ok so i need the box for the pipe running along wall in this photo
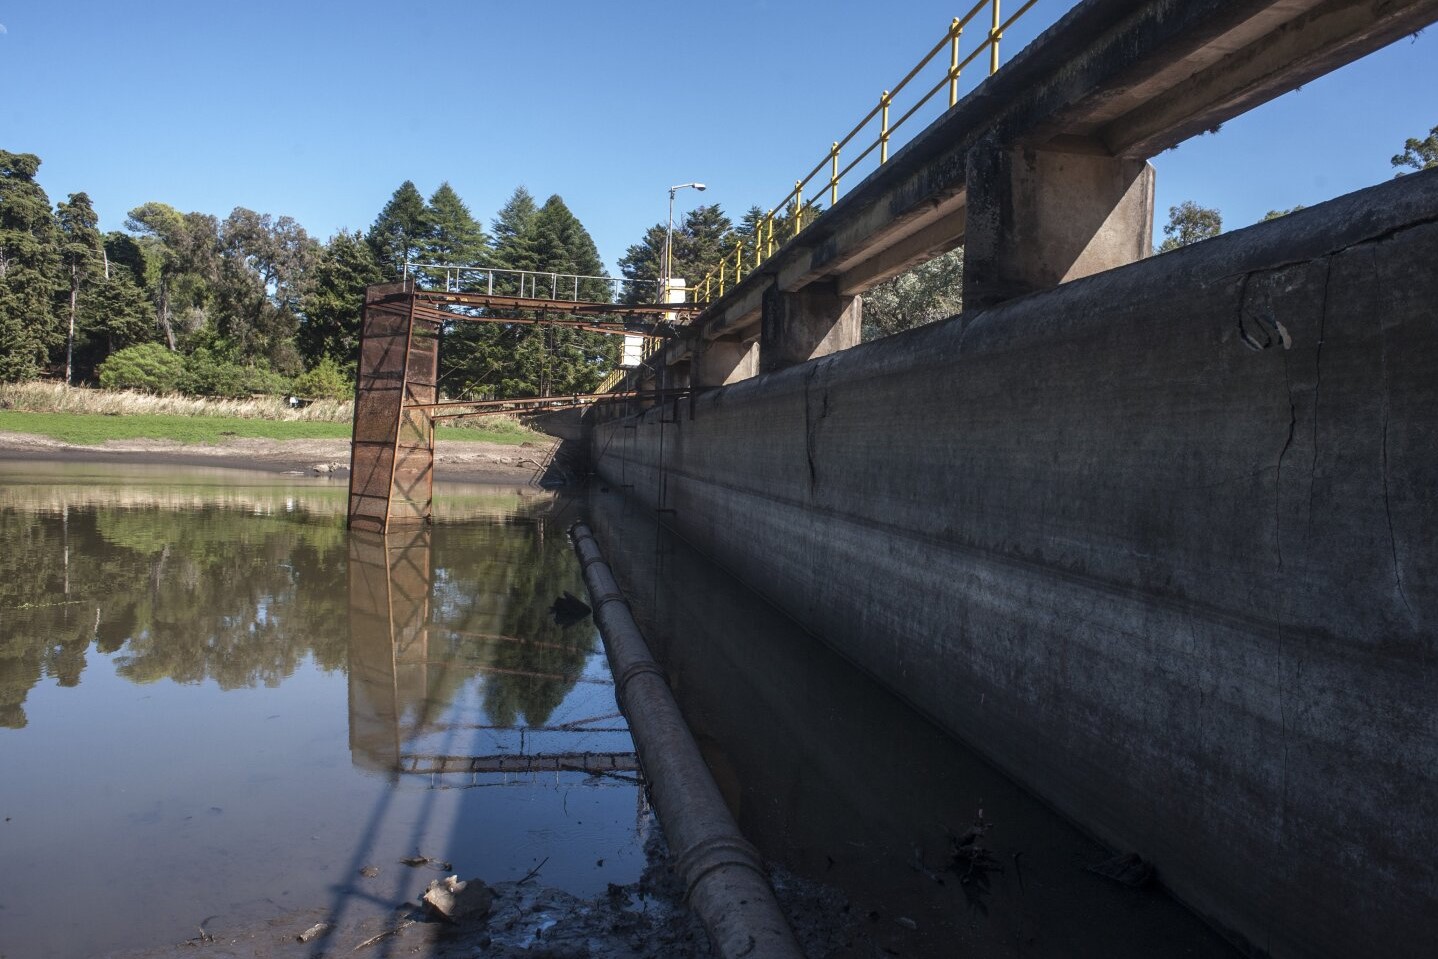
[568,523,805,959]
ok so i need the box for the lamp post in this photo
[662,181,706,298]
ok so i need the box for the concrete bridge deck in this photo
[616,0,1438,391]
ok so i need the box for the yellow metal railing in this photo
[596,366,625,393]
[689,0,1038,304]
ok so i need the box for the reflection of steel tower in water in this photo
[346,528,640,781]
[347,528,434,775]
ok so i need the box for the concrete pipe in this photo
[569,522,805,959]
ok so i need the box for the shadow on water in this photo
[585,486,1239,959]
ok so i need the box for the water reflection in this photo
[0,464,644,959]
[346,526,637,781]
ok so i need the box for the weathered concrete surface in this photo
[758,282,862,374]
[590,170,1438,959]
[965,143,1155,307]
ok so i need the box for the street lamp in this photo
[662,182,706,298]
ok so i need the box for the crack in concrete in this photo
[802,364,829,493]
[1307,257,1331,529]
[1370,244,1414,619]
[1275,353,1297,571]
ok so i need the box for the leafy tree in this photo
[367,181,430,280]
[55,192,104,383]
[125,202,219,349]
[1157,201,1222,252]
[861,248,964,341]
[1392,123,1438,174]
[298,229,382,366]
[216,207,316,373]
[1261,206,1306,222]
[425,182,489,266]
[97,342,185,392]
[0,151,61,382]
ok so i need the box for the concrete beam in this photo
[836,205,967,297]
[693,337,759,389]
[758,282,862,375]
[617,0,1438,391]
[1098,0,1438,157]
[965,143,1154,308]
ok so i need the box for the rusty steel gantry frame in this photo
[346,280,699,532]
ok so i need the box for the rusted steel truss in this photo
[348,281,683,530]
[408,388,691,420]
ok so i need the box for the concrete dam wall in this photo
[589,171,1437,958]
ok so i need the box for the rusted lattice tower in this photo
[346,272,697,531]
[347,281,440,531]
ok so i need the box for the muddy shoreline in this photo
[0,431,559,485]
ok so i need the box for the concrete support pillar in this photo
[693,337,759,389]
[666,359,692,391]
[759,281,861,374]
[964,140,1155,309]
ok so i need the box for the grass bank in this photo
[0,383,542,447]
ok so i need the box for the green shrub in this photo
[179,348,289,398]
[292,356,352,401]
[97,343,185,394]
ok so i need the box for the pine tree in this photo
[425,183,489,268]
[366,181,431,280]
[56,192,104,383]
[74,259,154,381]
[618,204,737,304]
[0,151,61,382]
[490,186,540,281]
[298,230,384,366]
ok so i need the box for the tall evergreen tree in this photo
[366,181,430,280]
[298,229,383,366]
[490,186,540,280]
[56,192,103,383]
[618,203,737,304]
[425,183,489,267]
[0,151,61,381]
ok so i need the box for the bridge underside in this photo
[591,171,1438,959]
[612,0,1438,398]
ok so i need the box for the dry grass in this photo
[0,382,353,422]
[0,381,539,442]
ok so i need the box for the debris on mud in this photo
[422,875,495,924]
[400,852,454,870]
[1088,852,1154,888]
[294,921,330,943]
[101,832,854,959]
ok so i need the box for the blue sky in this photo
[2,1,1434,272]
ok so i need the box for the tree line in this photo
[0,151,620,399]
[3,125,1431,396]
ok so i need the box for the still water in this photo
[1,461,1238,958]
[0,463,644,958]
